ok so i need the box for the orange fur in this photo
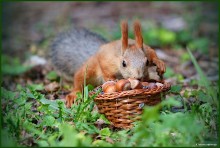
[133,20,143,49]
[65,20,166,108]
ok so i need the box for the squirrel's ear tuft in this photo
[121,20,128,54]
[133,20,143,49]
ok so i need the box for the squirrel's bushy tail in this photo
[50,28,107,81]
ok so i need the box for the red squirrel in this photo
[50,20,165,108]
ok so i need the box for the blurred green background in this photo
[2,2,218,81]
[1,2,219,147]
[2,2,218,55]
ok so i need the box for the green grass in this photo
[1,55,31,76]
[1,86,212,146]
[1,50,218,146]
[1,19,218,147]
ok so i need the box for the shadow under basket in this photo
[94,82,171,129]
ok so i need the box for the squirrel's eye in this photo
[122,60,127,67]
[146,60,149,66]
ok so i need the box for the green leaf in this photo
[164,67,175,78]
[1,87,17,100]
[161,97,182,107]
[39,98,71,114]
[92,140,112,147]
[100,128,111,137]
[183,90,190,98]
[23,120,44,137]
[197,90,209,102]
[2,64,30,76]
[100,114,111,124]
[58,124,79,146]
[87,84,94,91]
[176,74,184,82]
[141,105,160,123]
[143,29,160,46]
[177,30,192,43]
[159,29,176,45]
[26,92,35,99]
[37,140,49,147]
[42,115,56,127]
[1,129,18,147]
[58,124,92,146]
[75,122,99,134]
[180,52,190,62]
[169,85,182,93]
[14,97,26,106]
[1,55,31,76]
[187,38,209,54]
[46,71,59,81]
[28,83,44,91]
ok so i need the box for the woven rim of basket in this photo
[94,82,171,101]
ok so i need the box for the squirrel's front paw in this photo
[153,59,166,77]
[66,92,76,108]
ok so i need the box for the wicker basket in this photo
[94,81,171,129]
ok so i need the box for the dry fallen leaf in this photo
[95,119,106,129]
[44,82,60,92]
[106,137,114,144]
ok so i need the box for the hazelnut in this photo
[103,84,117,93]
[141,82,149,86]
[156,82,163,87]
[128,78,143,89]
[141,82,149,89]
[102,81,116,91]
[148,83,157,89]
[115,79,131,91]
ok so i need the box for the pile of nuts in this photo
[102,78,163,93]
